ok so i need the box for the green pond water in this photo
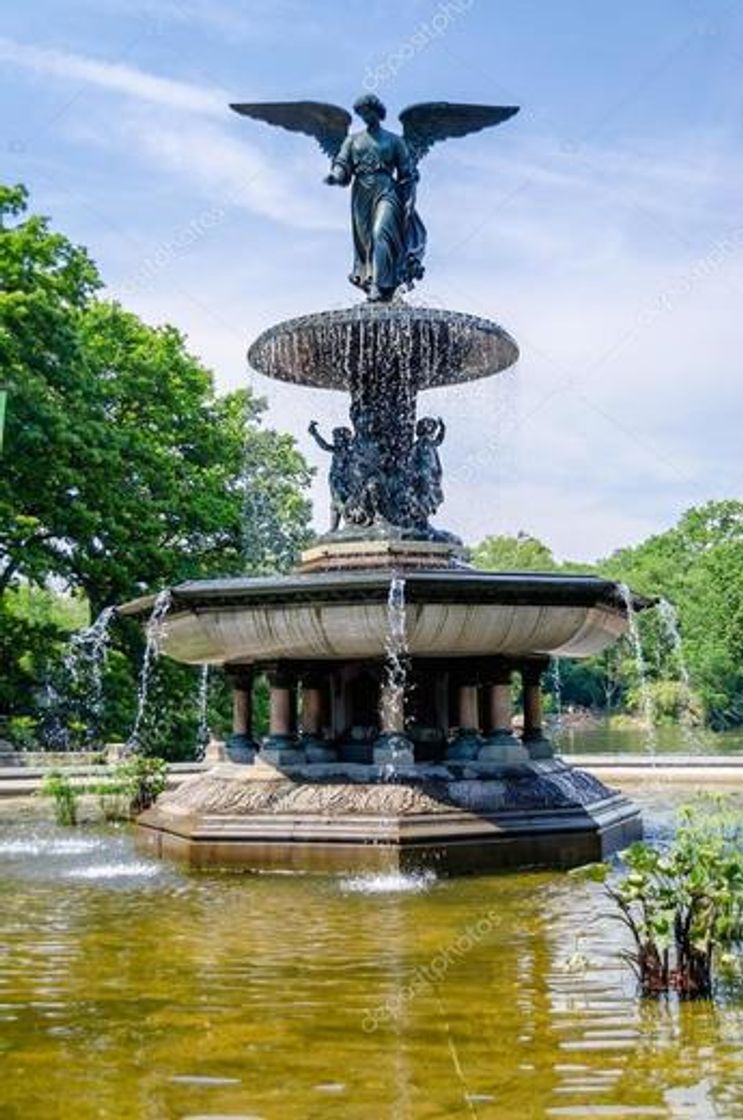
[2,786,743,1119]
[557,724,743,757]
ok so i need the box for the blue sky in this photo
[3,0,743,560]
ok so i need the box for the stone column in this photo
[262,667,305,764]
[224,667,258,766]
[373,675,415,767]
[300,673,337,763]
[446,679,483,761]
[521,661,553,760]
[480,665,528,763]
[226,668,257,762]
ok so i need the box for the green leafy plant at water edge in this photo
[92,754,169,818]
[40,770,80,826]
[574,797,743,999]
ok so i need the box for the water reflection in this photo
[0,799,742,1118]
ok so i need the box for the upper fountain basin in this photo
[118,570,648,667]
[247,304,519,391]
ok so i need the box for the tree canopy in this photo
[0,184,312,613]
[0,184,312,752]
[472,531,561,572]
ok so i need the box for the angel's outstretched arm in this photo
[325,135,353,187]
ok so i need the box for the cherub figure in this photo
[408,416,446,523]
[308,421,353,532]
[345,409,384,526]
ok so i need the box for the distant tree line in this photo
[473,507,743,730]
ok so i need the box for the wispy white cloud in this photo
[2,35,342,230]
[0,35,227,116]
[67,108,342,231]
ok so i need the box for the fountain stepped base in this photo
[137,758,642,874]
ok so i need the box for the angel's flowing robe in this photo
[332,127,426,296]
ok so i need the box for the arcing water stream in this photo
[195,664,210,760]
[127,589,172,752]
[617,583,658,758]
[40,605,116,749]
[656,597,701,752]
[380,574,410,771]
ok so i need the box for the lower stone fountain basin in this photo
[119,570,636,665]
[137,757,642,873]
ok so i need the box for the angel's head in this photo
[353,93,386,126]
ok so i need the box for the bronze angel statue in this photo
[230,94,518,302]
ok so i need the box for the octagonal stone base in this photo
[136,758,642,875]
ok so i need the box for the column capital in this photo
[486,662,514,687]
[520,658,549,687]
[264,664,297,690]
[225,663,254,688]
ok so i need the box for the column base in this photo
[522,733,554,760]
[478,732,529,764]
[226,733,259,764]
[300,733,338,763]
[446,730,483,761]
[204,736,228,763]
[373,732,415,766]
[260,734,306,766]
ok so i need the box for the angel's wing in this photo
[229,101,352,159]
[399,102,519,164]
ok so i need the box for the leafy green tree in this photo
[0,183,100,593]
[471,531,559,572]
[1,185,312,609]
[0,184,313,754]
[600,501,743,726]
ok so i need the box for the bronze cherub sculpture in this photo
[230,95,518,302]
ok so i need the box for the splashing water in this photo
[38,606,116,750]
[37,677,70,750]
[656,599,700,752]
[617,583,657,759]
[380,575,410,773]
[67,606,116,740]
[65,861,161,882]
[339,869,436,895]
[195,664,210,760]
[549,656,563,731]
[383,577,407,725]
[127,589,172,752]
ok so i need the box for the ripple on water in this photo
[169,1076,242,1086]
[338,870,436,894]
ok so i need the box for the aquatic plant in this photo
[576,798,743,998]
[105,754,168,816]
[40,771,80,826]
